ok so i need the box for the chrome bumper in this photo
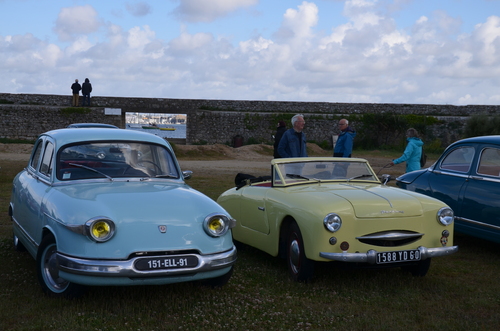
[319,245,458,264]
[57,245,237,277]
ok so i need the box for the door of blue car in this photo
[458,146,500,243]
[427,145,476,215]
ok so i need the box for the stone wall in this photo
[1,93,498,146]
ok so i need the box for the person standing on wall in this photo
[278,114,308,158]
[71,79,81,107]
[81,78,92,107]
[390,128,424,173]
[273,120,287,158]
[333,119,356,157]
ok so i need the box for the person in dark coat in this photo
[278,114,307,158]
[71,79,81,107]
[81,78,92,106]
[273,120,287,158]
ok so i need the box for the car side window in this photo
[477,148,500,177]
[440,146,475,173]
[40,142,54,177]
[30,140,43,170]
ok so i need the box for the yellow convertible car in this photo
[217,157,458,282]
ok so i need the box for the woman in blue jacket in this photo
[391,128,423,173]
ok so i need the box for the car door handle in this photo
[470,176,485,180]
[258,206,265,211]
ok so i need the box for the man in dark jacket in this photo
[71,79,81,107]
[273,120,287,158]
[81,78,92,106]
[278,114,307,158]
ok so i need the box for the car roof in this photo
[41,127,169,149]
[453,135,500,145]
[67,123,119,128]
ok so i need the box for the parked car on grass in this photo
[217,157,457,282]
[9,126,236,298]
[396,135,500,244]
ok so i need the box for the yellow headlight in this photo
[92,221,111,238]
[204,213,230,237]
[85,217,115,242]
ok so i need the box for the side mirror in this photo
[183,170,193,180]
[381,174,391,185]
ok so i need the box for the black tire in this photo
[200,266,233,288]
[402,258,431,277]
[286,222,314,282]
[13,234,26,252]
[36,235,86,299]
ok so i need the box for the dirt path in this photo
[0,143,407,177]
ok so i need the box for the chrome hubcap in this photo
[289,238,300,274]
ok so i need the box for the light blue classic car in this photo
[9,126,236,298]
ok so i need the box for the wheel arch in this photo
[278,215,295,258]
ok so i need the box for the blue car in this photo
[9,127,236,298]
[396,135,500,243]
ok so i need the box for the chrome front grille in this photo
[356,231,423,247]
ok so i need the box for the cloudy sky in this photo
[1,0,499,105]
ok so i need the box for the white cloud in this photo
[1,0,499,105]
[173,0,258,22]
[126,1,152,17]
[53,5,102,42]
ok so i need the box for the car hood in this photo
[289,183,423,218]
[43,181,231,256]
[48,181,224,223]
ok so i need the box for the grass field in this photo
[1,151,499,331]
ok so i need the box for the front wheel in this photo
[286,222,314,282]
[36,235,86,299]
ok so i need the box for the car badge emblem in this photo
[158,225,167,233]
[380,210,404,214]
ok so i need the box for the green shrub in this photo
[464,114,500,137]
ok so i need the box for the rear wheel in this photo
[286,222,314,282]
[36,235,86,299]
[402,258,431,277]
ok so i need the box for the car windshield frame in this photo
[273,158,379,187]
[56,140,180,181]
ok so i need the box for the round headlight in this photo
[203,213,230,237]
[437,207,454,226]
[85,217,115,242]
[324,213,342,233]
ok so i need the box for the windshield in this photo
[274,160,377,185]
[57,141,179,180]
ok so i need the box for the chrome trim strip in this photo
[356,231,424,241]
[470,176,500,183]
[456,217,500,231]
[320,245,458,264]
[11,216,38,248]
[57,245,237,277]
[431,170,470,179]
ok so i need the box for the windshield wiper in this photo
[155,174,178,179]
[68,163,113,181]
[286,173,309,180]
[347,174,374,182]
